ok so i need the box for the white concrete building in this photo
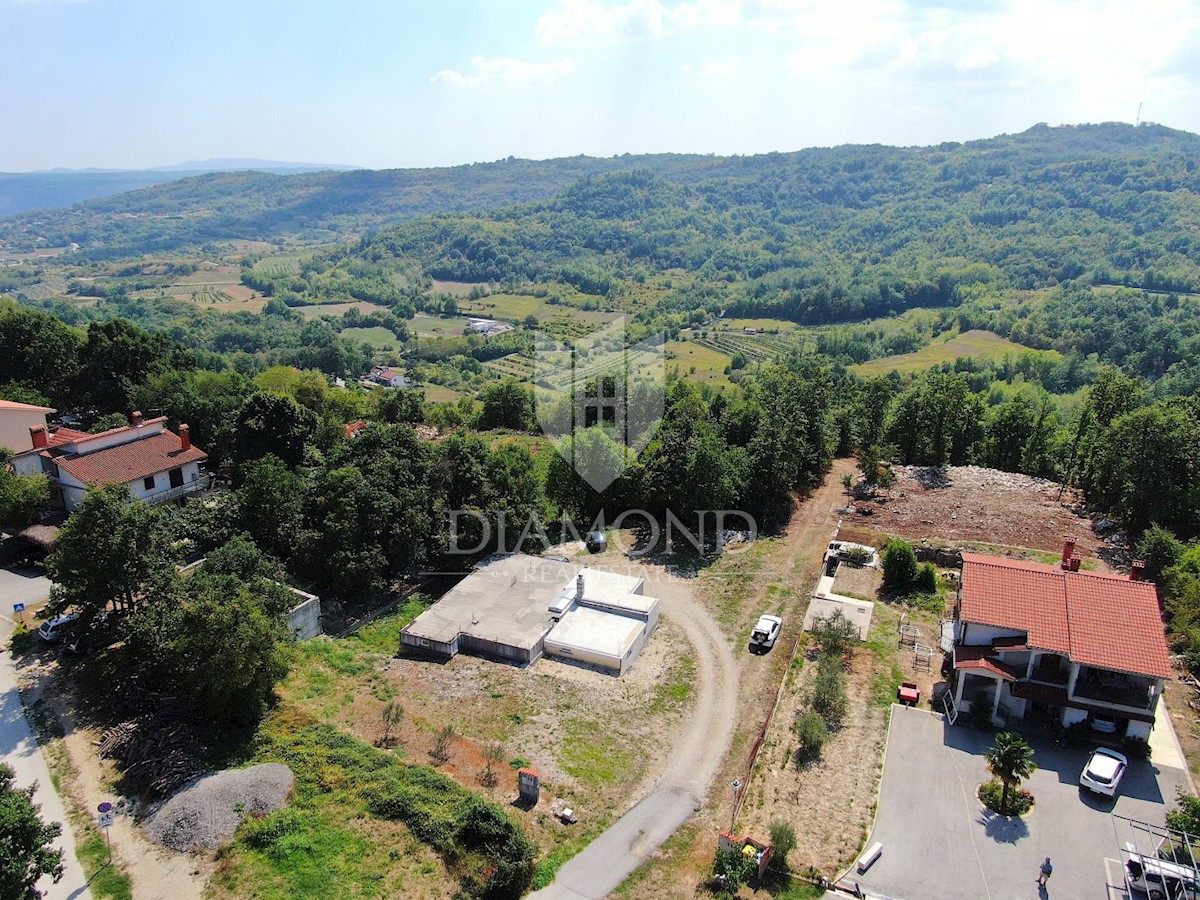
[12,412,209,511]
[401,555,659,676]
[0,399,55,453]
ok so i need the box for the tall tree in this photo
[232,391,318,469]
[0,763,63,900]
[47,487,166,621]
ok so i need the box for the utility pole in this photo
[730,779,741,833]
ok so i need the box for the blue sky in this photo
[4,0,1200,171]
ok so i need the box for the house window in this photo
[143,475,156,491]
[169,467,184,488]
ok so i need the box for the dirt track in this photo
[531,560,739,899]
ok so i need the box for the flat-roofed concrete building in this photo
[401,554,659,675]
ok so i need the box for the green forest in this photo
[3,120,1200,669]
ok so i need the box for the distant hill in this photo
[3,122,1200,266]
[150,158,355,172]
[0,160,354,217]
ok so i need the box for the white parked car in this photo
[1080,747,1128,797]
[1124,843,1200,900]
[750,615,783,650]
[37,613,79,643]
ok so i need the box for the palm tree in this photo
[985,731,1037,815]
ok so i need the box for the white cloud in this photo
[536,0,742,45]
[431,56,577,88]
[681,57,742,80]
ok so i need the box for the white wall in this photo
[960,622,1026,646]
[0,408,51,453]
[1126,719,1152,740]
[127,461,203,503]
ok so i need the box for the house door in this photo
[169,467,184,488]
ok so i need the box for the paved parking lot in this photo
[850,705,1191,900]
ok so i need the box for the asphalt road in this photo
[529,565,739,900]
[853,705,1190,900]
[0,566,92,900]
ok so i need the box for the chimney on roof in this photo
[1131,560,1147,582]
[1061,537,1076,569]
[131,410,143,427]
[576,572,585,601]
[179,424,191,451]
[29,425,48,450]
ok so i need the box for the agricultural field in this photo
[713,317,801,333]
[430,278,479,296]
[340,326,402,349]
[483,352,537,382]
[691,330,795,364]
[251,253,307,279]
[421,384,463,403]
[663,338,733,385]
[850,329,1057,377]
[458,293,546,320]
[409,313,472,335]
[296,300,389,319]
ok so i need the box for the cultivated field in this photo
[663,339,732,384]
[340,325,401,349]
[295,300,389,319]
[850,329,1058,376]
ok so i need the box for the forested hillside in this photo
[7,122,1200,279]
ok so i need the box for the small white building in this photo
[0,399,55,454]
[368,366,408,388]
[467,318,514,337]
[544,568,660,675]
[13,412,209,511]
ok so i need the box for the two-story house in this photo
[949,540,1172,741]
[0,399,56,453]
[11,412,209,511]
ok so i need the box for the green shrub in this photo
[811,655,848,726]
[768,820,796,871]
[810,610,858,659]
[978,779,1033,816]
[240,807,305,850]
[264,724,536,898]
[915,562,938,593]
[883,539,917,590]
[793,710,828,765]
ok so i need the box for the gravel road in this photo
[529,565,739,899]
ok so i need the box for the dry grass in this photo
[851,329,1059,377]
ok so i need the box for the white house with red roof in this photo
[0,399,56,453]
[950,539,1172,740]
[11,411,209,511]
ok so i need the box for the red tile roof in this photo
[46,427,89,447]
[954,644,1021,681]
[53,430,207,487]
[344,420,368,438]
[960,553,1171,679]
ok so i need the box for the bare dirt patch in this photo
[847,465,1116,559]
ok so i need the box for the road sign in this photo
[12,603,24,614]
[97,801,114,829]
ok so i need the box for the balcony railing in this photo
[1072,675,1155,710]
[1028,662,1070,685]
[144,474,212,506]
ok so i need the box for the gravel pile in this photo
[146,763,293,851]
